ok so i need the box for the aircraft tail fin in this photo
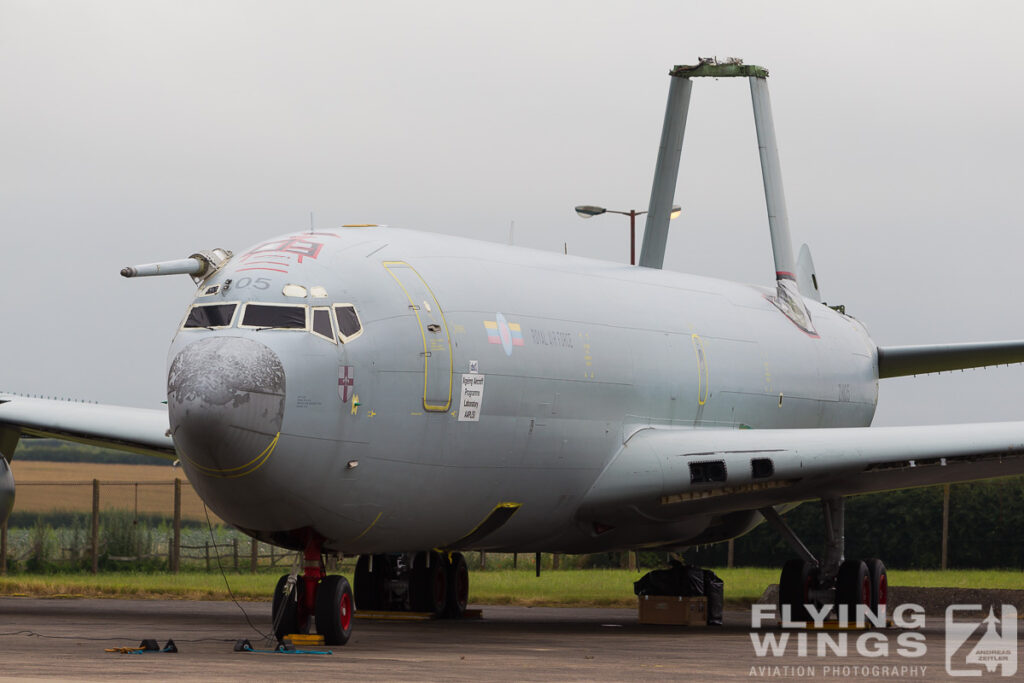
[877,341,1024,378]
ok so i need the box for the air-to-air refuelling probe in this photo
[4,61,1024,645]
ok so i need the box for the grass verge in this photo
[3,567,1022,606]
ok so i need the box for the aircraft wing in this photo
[877,340,1024,378]
[579,422,1024,523]
[0,395,175,460]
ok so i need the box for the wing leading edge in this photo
[0,395,174,460]
[579,422,1024,524]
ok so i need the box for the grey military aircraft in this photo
[3,62,1024,646]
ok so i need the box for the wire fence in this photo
[0,479,787,576]
[0,479,275,574]
[1,480,588,575]
[1,526,302,573]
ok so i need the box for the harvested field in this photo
[9,461,221,523]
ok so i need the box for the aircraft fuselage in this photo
[166,227,877,554]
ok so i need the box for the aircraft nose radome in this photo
[167,337,286,478]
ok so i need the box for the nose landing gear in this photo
[271,542,471,643]
[270,534,354,646]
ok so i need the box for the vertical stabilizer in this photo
[638,75,693,269]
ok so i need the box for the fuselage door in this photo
[383,261,453,412]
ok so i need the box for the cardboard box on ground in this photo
[633,562,724,626]
[638,595,708,626]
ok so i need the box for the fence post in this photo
[1,518,7,575]
[479,551,486,569]
[512,552,517,569]
[172,479,181,573]
[233,537,239,572]
[941,484,950,570]
[727,539,735,568]
[91,479,100,574]
[205,541,210,571]
[250,538,258,573]
[552,553,560,570]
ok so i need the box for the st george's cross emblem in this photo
[338,365,355,402]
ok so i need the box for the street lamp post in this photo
[574,204,681,266]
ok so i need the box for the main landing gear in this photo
[271,535,354,646]
[353,551,470,618]
[760,497,888,622]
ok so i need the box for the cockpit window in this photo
[334,304,363,342]
[183,303,237,329]
[311,307,336,343]
[240,303,308,330]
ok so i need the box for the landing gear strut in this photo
[271,534,353,646]
[761,497,887,621]
[353,551,470,618]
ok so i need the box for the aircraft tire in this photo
[778,559,817,622]
[865,558,887,613]
[271,574,304,640]
[411,551,448,615]
[315,575,354,646]
[835,559,870,613]
[409,552,428,612]
[354,555,378,611]
[445,552,469,618]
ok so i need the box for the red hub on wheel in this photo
[339,588,353,632]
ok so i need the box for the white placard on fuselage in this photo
[458,373,485,422]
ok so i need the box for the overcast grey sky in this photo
[3,0,1023,426]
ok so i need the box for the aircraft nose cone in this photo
[167,337,286,478]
